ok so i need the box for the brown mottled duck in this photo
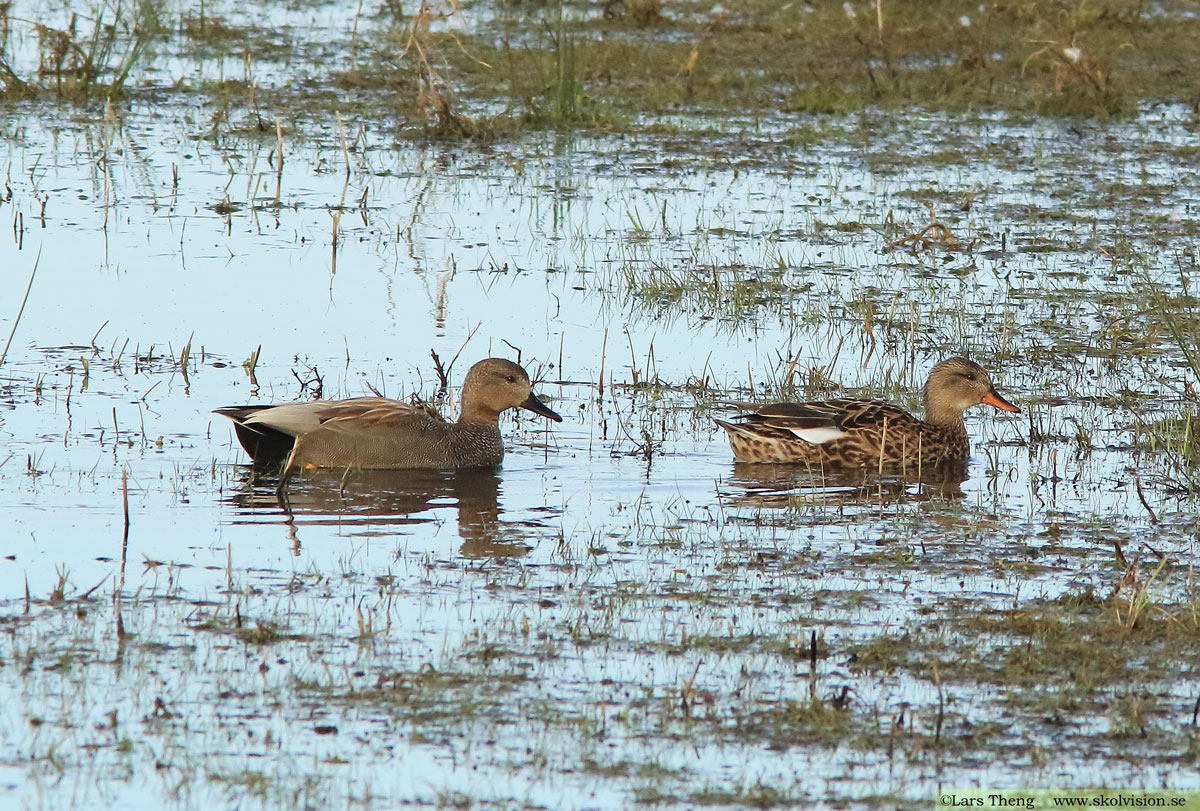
[715,357,1019,467]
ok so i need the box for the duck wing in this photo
[237,397,444,438]
[822,399,923,432]
[730,398,922,445]
[728,400,846,445]
[313,397,445,432]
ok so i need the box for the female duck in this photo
[715,357,1019,467]
[216,357,562,472]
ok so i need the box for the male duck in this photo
[715,357,1019,467]
[216,357,562,472]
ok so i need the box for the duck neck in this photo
[923,393,967,436]
[458,399,501,426]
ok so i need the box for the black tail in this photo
[215,406,296,468]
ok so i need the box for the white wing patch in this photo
[782,426,847,445]
[245,403,325,436]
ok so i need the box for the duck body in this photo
[716,398,971,466]
[216,358,562,471]
[715,357,1019,468]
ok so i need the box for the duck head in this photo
[923,357,1020,425]
[460,358,563,424]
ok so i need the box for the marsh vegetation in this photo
[1,1,1200,808]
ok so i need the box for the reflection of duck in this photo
[721,461,968,509]
[716,358,1019,468]
[226,468,537,558]
[215,358,562,472]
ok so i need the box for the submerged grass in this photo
[1,0,164,99]
[12,404,1186,801]
[1121,262,1200,487]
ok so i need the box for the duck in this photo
[715,357,1019,467]
[215,357,562,473]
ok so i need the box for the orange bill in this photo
[981,388,1020,413]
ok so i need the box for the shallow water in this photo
[2,33,1200,808]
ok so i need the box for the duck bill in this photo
[521,392,563,422]
[981,388,1021,414]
